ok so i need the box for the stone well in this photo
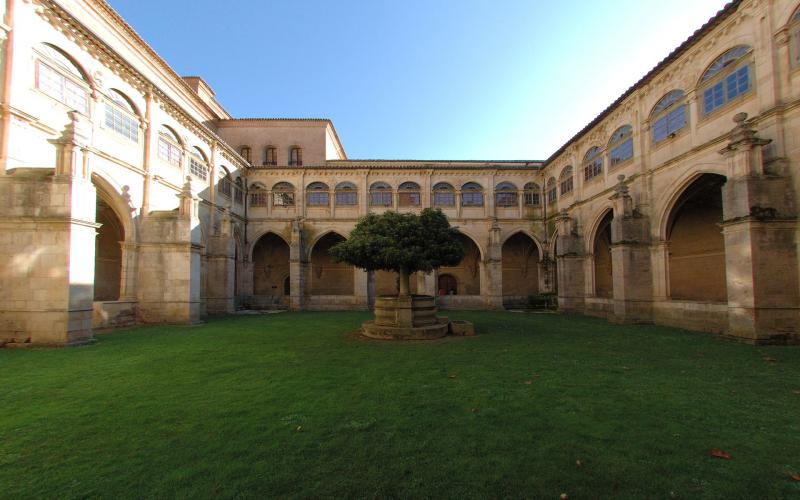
[361,295,450,340]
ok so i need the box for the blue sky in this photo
[108,0,730,160]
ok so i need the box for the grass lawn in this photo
[2,311,799,499]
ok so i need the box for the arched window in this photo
[495,182,518,207]
[651,90,687,144]
[157,126,182,167]
[306,182,329,206]
[189,147,209,180]
[608,125,633,166]
[234,177,244,205]
[432,182,455,207]
[240,146,252,164]
[289,147,303,166]
[461,182,484,207]
[218,168,232,197]
[701,45,752,116]
[104,89,139,142]
[369,182,392,207]
[583,147,603,182]
[249,183,267,207]
[398,182,421,207]
[559,166,574,195]
[35,43,89,114]
[272,182,295,206]
[264,146,277,166]
[546,177,557,204]
[523,182,540,206]
[335,182,358,206]
[791,7,800,69]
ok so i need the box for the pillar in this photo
[485,218,503,308]
[289,217,306,310]
[555,210,586,312]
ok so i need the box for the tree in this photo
[329,208,465,297]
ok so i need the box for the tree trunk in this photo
[398,268,410,297]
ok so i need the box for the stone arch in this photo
[437,232,482,296]
[309,232,353,295]
[251,232,291,307]
[248,230,289,261]
[656,168,728,241]
[91,174,137,303]
[591,209,614,298]
[501,230,544,261]
[663,173,728,302]
[502,232,541,302]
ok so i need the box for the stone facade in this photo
[0,0,798,346]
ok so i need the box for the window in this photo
[651,90,687,144]
[495,182,518,207]
[289,147,303,166]
[583,147,603,182]
[306,182,329,206]
[335,182,358,206]
[523,182,540,207]
[432,182,455,207]
[461,182,484,207]
[35,44,89,114]
[249,185,267,207]
[369,182,392,206]
[546,177,557,204]
[104,90,139,142]
[234,178,244,205]
[240,146,252,164]
[701,45,752,116]
[608,125,633,166]
[158,126,182,167]
[264,146,277,166]
[791,8,800,69]
[189,148,208,180]
[559,166,574,195]
[272,182,295,206]
[218,169,232,197]
[398,182,421,207]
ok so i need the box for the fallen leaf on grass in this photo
[295,426,303,432]
[793,390,800,395]
[710,448,732,459]
[470,408,480,414]
[524,380,533,385]
[575,459,583,467]
[560,494,569,500]
[789,472,800,481]
[764,357,778,363]
[448,374,457,379]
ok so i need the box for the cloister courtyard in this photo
[1,311,799,499]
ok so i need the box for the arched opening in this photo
[667,174,727,302]
[593,211,613,298]
[252,233,290,307]
[502,233,540,303]
[94,199,124,301]
[438,233,481,295]
[438,274,457,295]
[310,233,354,295]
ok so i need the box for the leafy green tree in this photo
[329,208,464,297]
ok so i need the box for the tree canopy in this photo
[329,209,464,296]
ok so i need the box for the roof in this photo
[543,0,743,166]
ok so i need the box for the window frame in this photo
[523,183,541,207]
[461,182,484,207]
[189,150,209,181]
[157,128,183,168]
[34,54,90,114]
[559,167,574,196]
[608,126,633,167]
[582,147,603,183]
[650,90,688,145]
[334,182,358,206]
[369,182,393,207]
[700,45,754,117]
[432,182,456,207]
[102,90,139,143]
[791,8,800,69]
[398,182,421,207]
[546,178,557,205]
[272,182,296,207]
[306,182,329,207]
[494,182,518,207]
[289,147,303,167]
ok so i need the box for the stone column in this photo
[136,177,203,324]
[0,112,97,345]
[205,207,235,314]
[718,113,799,343]
[555,210,586,312]
[485,218,503,309]
[608,175,653,324]
[354,269,369,309]
[289,217,306,310]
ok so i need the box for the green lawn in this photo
[1,311,799,499]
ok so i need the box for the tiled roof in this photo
[543,0,743,166]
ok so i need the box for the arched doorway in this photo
[94,199,123,301]
[310,233,354,295]
[252,233,290,307]
[667,174,727,302]
[438,233,481,296]
[593,211,613,298]
[438,274,457,295]
[502,233,540,304]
